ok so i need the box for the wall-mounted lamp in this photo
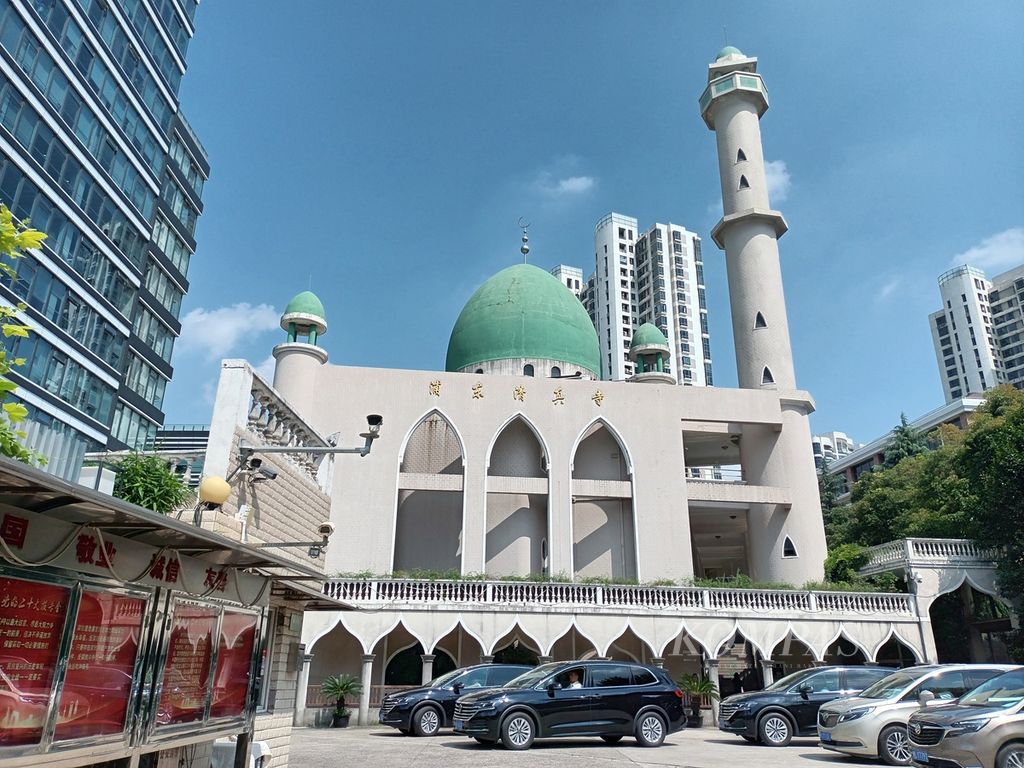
[183,474,232,526]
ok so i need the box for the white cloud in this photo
[534,171,596,198]
[876,276,902,303]
[764,160,791,202]
[950,227,1024,272]
[177,302,280,360]
[252,354,276,382]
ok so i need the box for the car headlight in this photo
[838,707,875,723]
[948,719,989,736]
[476,701,497,711]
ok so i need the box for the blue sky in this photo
[164,0,1024,443]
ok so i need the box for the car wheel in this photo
[879,725,912,765]
[742,735,758,743]
[501,713,535,750]
[635,712,667,747]
[412,706,441,737]
[601,735,623,744]
[474,737,496,747]
[757,712,793,747]
[997,743,1024,768]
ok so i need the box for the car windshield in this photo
[959,669,1024,709]
[429,669,463,688]
[860,669,932,700]
[504,663,561,689]
[764,668,816,692]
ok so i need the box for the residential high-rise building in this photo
[549,264,583,298]
[0,0,207,469]
[635,223,711,385]
[591,212,637,380]
[811,430,859,470]
[928,263,1024,401]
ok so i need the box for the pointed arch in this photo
[485,412,550,472]
[761,366,775,386]
[820,627,872,664]
[738,175,750,190]
[783,537,798,558]
[569,416,634,478]
[397,407,466,471]
[754,311,767,329]
[736,148,747,162]
[873,627,924,665]
[489,621,545,658]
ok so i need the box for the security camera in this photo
[317,521,335,538]
[248,457,263,470]
[257,466,278,481]
[367,414,383,428]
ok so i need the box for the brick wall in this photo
[249,598,303,768]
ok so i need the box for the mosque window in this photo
[783,537,798,558]
[738,175,750,190]
[755,311,767,329]
[551,366,561,377]
[761,367,774,385]
[737,149,747,162]
[524,364,534,377]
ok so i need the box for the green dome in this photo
[284,290,325,318]
[446,264,600,375]
[716,45,743,60]
[630,323,668,350]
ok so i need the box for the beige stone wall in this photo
[250,598,303,768]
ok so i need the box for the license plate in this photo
[454,719,464,730]
[912,749,928,764]
[820,731,831,742]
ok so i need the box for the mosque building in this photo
[200,47,946,726]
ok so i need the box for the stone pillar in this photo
[293,652,315,727]
[480,655,494,663]
[358,654,374,726]
[759,658,774,687]
[652,657,665,668]
[812,659,827,667]
[421,654,436,685]
[704,658,720,724]
[538,655,553,664]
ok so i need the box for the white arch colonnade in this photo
[299,609,924,725]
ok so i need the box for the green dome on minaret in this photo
[716,45,743,60]
[284,290,325,318]
[445,264,600,375]
[630,323,668,350]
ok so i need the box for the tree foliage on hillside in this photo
[827,386,1024,602]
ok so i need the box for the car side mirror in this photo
[547,682,560,698]
[918,690,936,707]
[798,684,813,698]
[452,682,463,695]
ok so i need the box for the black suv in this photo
[452,660,686,750]
[718,665,891,746]
[379,664,529,736]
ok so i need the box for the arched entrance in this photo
[929,583,1013,662]
[385,642,456,685]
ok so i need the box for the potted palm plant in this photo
[678,673,720,728]
[320,674,363,727]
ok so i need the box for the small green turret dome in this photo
[716,45,743,60]
[446,264,600,375]
[284,291,325,319]
[630,323,669,350]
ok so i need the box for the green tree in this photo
[958,385,1024,601]
[0,204,46,465]
[883,413,927,468]
[111,453,190,514]
[818,455,842,514]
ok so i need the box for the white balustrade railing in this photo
[323,578,914,616]
[862,538,998,573]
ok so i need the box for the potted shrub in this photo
[321,674,363,727]
[678,673,720,728]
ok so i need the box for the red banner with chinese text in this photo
[209,611,258,719]
[53,590,147,741]
[155,603,218,726]
[0,577,70,747]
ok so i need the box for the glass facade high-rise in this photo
[0,0,206,465]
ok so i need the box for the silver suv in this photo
[818,664,1016,765]
[908,667,1024,768]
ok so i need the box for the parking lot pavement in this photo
[288,726,878,768]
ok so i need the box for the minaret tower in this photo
[700,46,827,583]
[701,46,794,390]
[272,291,328,410]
